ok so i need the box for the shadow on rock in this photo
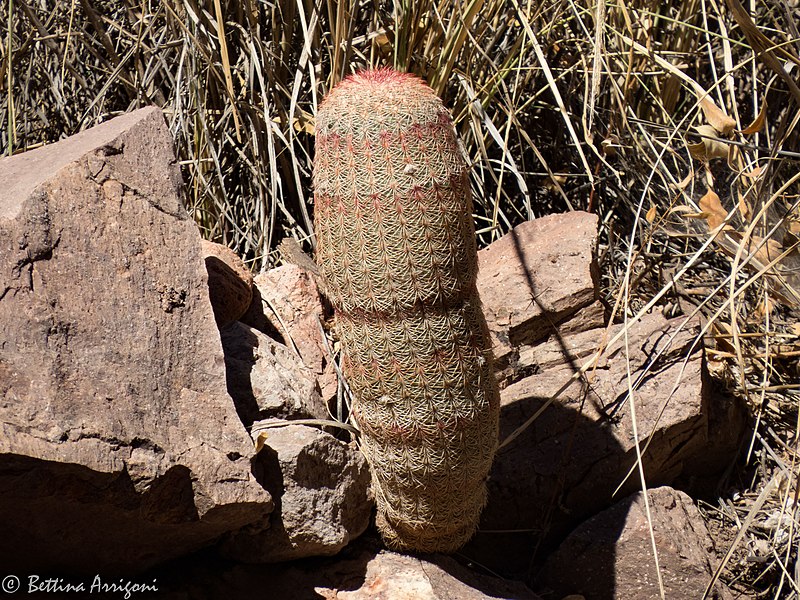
[463,385,629,596]
[460,219,746,599]
[145,540,375,600]
[142,533,545,600]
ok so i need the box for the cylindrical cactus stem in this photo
[313,68,500,553]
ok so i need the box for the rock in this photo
[468,313,745,575]
[487,313,707,530]
[551,299,607,336]
[201,239,254,327]
[477,212,599,367]
[496,300,608,384]
[0,107,271,574]
[241,264,328,376]
[332,549,542,600]
[240,263,339,412]
[220,321,328,425]
[220,424,372,562]
[151,536,541,600]
[542,486,733,600]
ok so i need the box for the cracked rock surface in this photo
[0,107,272,573]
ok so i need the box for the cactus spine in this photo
[313,68,500,552]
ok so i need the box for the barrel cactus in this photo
[313,68,500,552]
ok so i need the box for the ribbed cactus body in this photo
[313,68,499,552]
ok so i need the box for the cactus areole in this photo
[313,68,500,552]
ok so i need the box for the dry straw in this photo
[313,68,500,552]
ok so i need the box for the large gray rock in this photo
[221,424,372,562]
[0,107,271,573]
[543,486,733,600]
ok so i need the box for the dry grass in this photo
[3,0,800,596]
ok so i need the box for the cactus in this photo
[313,68,500,552]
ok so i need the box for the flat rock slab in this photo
[151,537,541,599]
[543,486,733,600]
[468,313,744,575]
[0,107,271,573]
[477,212,599,362]
[485,313,708,532]
[332,550,542,600]
[221,424,372,563]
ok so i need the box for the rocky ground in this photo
[0,108,749,599]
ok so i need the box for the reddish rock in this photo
[0,107,271,573]
[468,313,745,575]
[242,264,328,376]
[240,263,340,412]
[220,424,372,563]
[220,322,328,424]
[486,313,708,529]
[555,299,607,336]
[332,550,542,600]
[201,239,254,327]
[543,486,733,600]
[152,537,541,599]
[496,300,608,384]
[477,212,600,364]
